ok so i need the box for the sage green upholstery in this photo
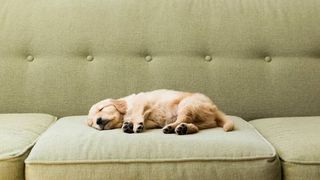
[0,114,56,180]
[250,117,320,180]
[1,0,320,179]
[25,116,280,180]
[0,0,319,120]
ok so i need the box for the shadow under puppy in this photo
[87,89,234,135]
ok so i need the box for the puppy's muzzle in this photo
[96,117,104,125]
[96,117,108,129]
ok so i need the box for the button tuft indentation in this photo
[26,55,34,62]
[264,56,272,62]
[204,56,212,62]
[145,55,152,62]
[87,55,94,61]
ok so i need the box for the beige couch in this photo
[0,0,319,179]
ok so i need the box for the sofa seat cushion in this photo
[250,117,320,180]
[25,116,280,180]
[0,114,56,180]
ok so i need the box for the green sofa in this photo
[0,0,319,179]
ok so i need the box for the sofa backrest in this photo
[0,0,319,119]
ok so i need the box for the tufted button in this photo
[145,55,152,62]
[26,55,34,62]
[86,55,94,61]
[204,55,212,62]
[264,56,272,62]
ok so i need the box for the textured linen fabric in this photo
[250,117,320,180]
[0,114,57,180]
[0,153,29,180]
[25,116,281,180]
[1,0,320,119]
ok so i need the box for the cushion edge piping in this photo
[25,155,277,165]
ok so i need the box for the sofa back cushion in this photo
[0,0,319,119]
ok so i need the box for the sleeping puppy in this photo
[87,89,234,135]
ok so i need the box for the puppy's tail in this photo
[216,110,234,132]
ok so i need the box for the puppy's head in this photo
[87,99,127,130]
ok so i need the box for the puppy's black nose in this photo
[96,117,103,125]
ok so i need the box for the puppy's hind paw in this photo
[162,125,175,134]
[175,123,188,135]
[135,122,144,133]
[122,122,134,133]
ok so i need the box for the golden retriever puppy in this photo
[87,89,234,135]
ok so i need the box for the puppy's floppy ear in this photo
[111,99,127,114]
[88,98,127,120]
[88,99,114,120]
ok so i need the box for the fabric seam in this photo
[25,156,276,165]
[281,159,320,165]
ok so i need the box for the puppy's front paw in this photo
[135,122,144,133]
[122,122,134,133]
[175,123,188,135]
[162,125,175,134]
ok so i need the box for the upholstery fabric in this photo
[0,114,56,180]
[1,0,320,119]
[0,153,29,180]
[25,116,281,180]
[250,117,320,180]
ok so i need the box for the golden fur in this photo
[87,89,234,135]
